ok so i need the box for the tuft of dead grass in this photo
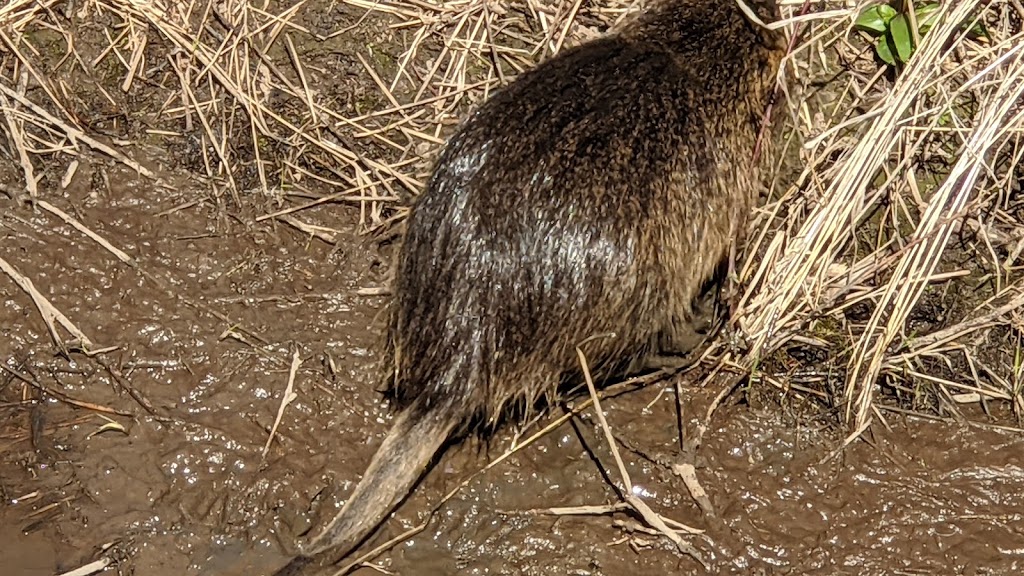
[732,0,1024,437]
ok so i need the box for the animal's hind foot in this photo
[639,353,701,373]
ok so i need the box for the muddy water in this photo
[2,167,1024,576]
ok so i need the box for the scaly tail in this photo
[274,405,459,575]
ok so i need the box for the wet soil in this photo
[2,164,1024,576]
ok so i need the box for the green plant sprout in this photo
[855,2,988,67]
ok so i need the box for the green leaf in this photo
[855,4,898,35]
[890,14,913,63]
[875,35,897,66]
[915,3,941,35]
[914,4,989,41]
[966,19,989,40]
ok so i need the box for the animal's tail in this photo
[290,404,459,572]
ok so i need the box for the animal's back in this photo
[388,0,785,430]
[282,3,786,571]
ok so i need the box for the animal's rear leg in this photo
[638,353,700,372]
[636,280,728,373]
[633,320,711,374]
[690,282,725,337]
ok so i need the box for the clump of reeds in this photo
[735,0,1024,438]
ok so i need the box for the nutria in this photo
[277,0,785,572]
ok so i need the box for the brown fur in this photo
[276,1,785,572]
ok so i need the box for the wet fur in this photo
[277,1,785,572]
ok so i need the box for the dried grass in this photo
[734,0,1024,435]
[1,0,1022,435]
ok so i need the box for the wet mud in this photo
[2,165,1023,576]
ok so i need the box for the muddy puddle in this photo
[2,164,1023,576]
